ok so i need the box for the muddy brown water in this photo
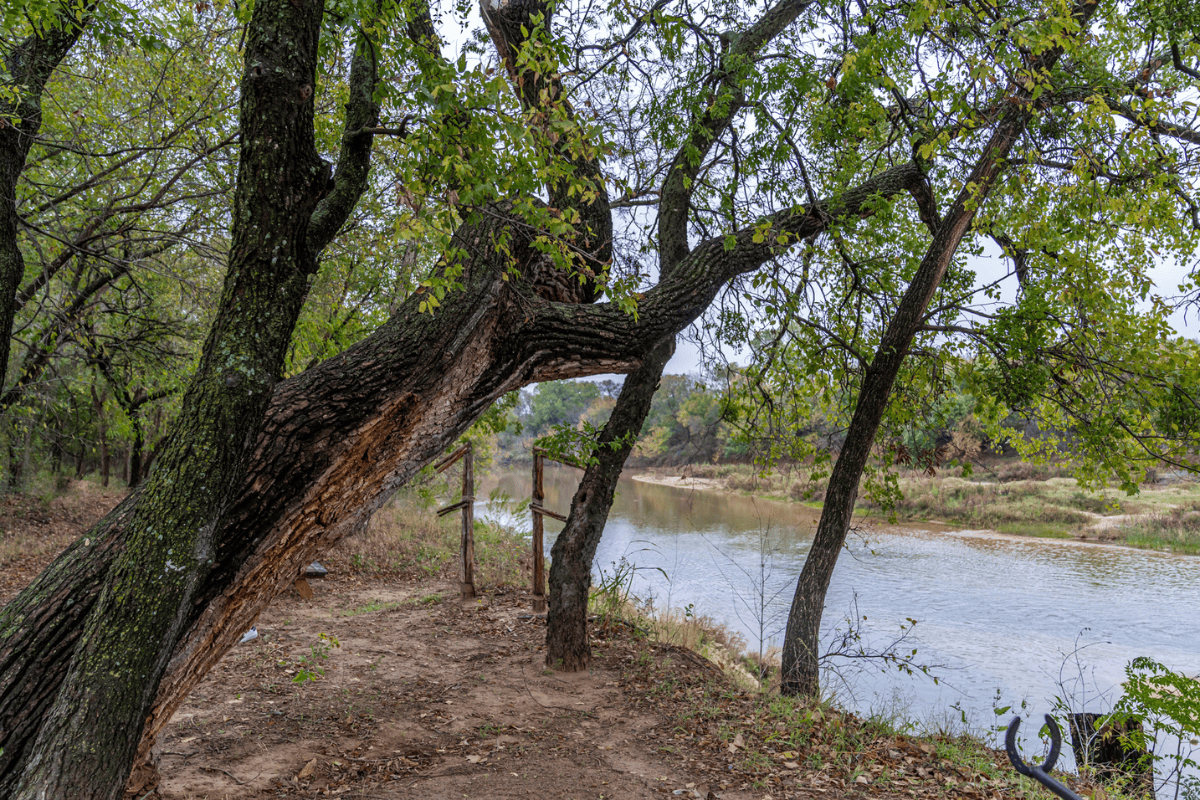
[486,467,1200,759]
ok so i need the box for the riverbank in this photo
[634,464,1200,555]
[1,483,1122,799]
[154,495,1126,800]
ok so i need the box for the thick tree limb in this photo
[482,0,612,293]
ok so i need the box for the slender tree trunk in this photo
[5,439,17,490]
[141,445,157,479]
[0,7,93,410]
[542,0,830,670]
[128,430,144,489]
[6,420,29,491]
[98,411,110,489]
[777,0,1097,697]
[546,340,673,669]
[124,389,146,487]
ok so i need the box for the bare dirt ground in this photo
[149,572,1021,800]
[0,480,125,596]
[153,576,742,800]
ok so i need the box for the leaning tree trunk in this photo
[5,0,333,793]
[546,340,674,669]
[542,0,831,670]
[0,0,391,792]
[0,206,720,792]
[540,159,936,669]
[539,0,944,671]
[777,0,1098,698]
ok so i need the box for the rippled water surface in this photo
[486,467,1200,745]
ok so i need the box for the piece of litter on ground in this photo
[305,562,328,578]
[239,627,258,643]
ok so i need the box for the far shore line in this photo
[629,471,1200,557]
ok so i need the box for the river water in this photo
[486,466,1200,756]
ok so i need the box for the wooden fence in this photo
[436,443,584,610]
[434,443,475,599]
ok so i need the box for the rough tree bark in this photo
[0,0,383,793]
[777,0,1100,698]
[480,0,611,296]
[545,340,673,669]
[7,0,337,792]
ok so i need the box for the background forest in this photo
[504,370,987,469]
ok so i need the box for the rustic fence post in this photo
[528,447,586,612]
[460,443,475,599]
[435,443,475,600]
[531,449,546,612]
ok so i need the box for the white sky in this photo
[657,247,1199,379]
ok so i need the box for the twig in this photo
[199,766,248,785]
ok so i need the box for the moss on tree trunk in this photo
[4,0,330,794]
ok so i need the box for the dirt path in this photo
[150,567,1068,800]
[155,575,745,800]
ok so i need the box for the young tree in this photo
[1,3,92,392]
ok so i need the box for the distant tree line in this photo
[503,368,1003,472]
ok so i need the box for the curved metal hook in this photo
[1006,715,1082,800]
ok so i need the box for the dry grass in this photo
[1117,502,1200,554]
[858,477,1098,537]
[651,463,1200,550]
[330,493,527,590]
[589,559,760,689]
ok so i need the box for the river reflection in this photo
[485,466,1200,751]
